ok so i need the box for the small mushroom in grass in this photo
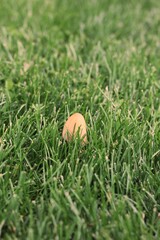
[62,113,87,144]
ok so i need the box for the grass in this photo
[0,0,160,239]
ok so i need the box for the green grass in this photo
[0,0,160,239]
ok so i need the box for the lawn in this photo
[0,0,160,239]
